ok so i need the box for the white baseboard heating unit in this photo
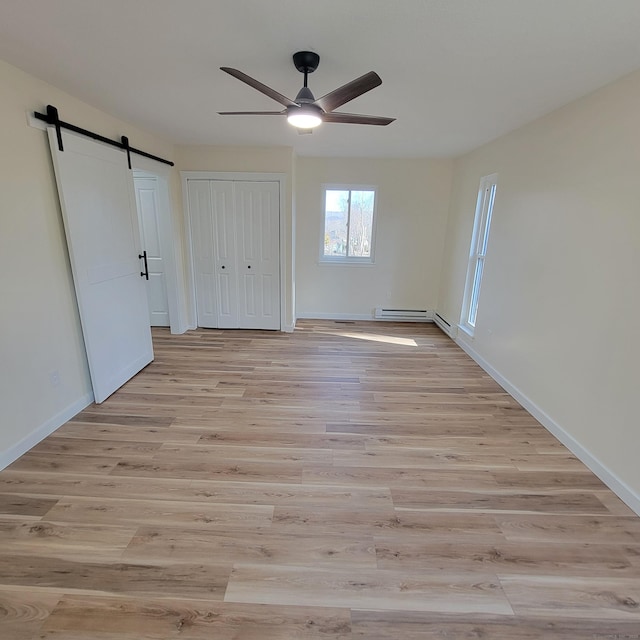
[373,308,432,322]
[434,312,457,337]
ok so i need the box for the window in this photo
[461,174,497,334]
[320,185,376,263]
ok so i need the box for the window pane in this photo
[478,184,496,256]
[347,190,374,257]
[324,190,349,257]
[468,258,484,326]
[462,175,496,333]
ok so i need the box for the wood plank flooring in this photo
[1,319,639,638]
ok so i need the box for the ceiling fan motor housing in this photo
[293,51,320,74]
[294,86,316,104]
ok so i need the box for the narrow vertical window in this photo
[461,174,497,334]
[320,185,376,263]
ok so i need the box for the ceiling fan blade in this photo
[220,67,297,108]
[315,71,382,113]
[322,112,395,126]
[218,110,286,116]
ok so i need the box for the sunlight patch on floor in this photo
[337,331,418,347]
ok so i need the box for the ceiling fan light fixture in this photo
[287,105,322,129]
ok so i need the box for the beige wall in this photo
[438,69,640,508]
[295,157,453,318]
[175,145,294,175]
[0,59,178,463]
[174,145,296,329]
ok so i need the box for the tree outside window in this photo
[322,186,376,263]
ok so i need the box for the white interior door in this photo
[188,179,280,330]
[134,176,170,326]
[210,181,239,329]
[188,179,235,328]
[48,128,153,403]
[235,181,280,330]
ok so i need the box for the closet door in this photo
[189,178,281,330]
[210,181,239,328]
[235,181,280,330]
[190,180,238,328]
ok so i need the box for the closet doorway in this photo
[184,173,283,331]
[131,158,183,336]
[133,172,170,327]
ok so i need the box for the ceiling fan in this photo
[218,51,395,133]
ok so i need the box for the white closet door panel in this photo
[217,273,234,319]
[188,180,218,328]
[235,181,280,330]
[241,274,257,317]
[210,181,238,329]
[147,273,169,322]
[47,128,153,403]
[261,274,275,317]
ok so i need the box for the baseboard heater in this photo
[434,312,457,337]
[373,308,431,322]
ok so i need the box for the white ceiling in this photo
[2,0,640,158]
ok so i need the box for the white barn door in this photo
[48,128,153,403]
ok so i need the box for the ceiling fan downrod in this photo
[292,51,320,89]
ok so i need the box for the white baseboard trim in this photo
[454,334,640,516]
[0,393,93,471]
[182,322,296,332]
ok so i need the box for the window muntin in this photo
[321,186,376,262]
[461,174,497,334]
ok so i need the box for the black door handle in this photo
[139,251,149,280]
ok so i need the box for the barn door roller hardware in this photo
[34,105,174,167]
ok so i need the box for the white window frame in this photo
[319,184,378,264]
[460,173,497,336]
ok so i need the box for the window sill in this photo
[318,259,375,267]
[457,323,475,339]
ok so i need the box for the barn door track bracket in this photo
[35,104,174,167]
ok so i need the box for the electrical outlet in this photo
[49,370,61,387]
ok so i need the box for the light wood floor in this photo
[1,320,639,639]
